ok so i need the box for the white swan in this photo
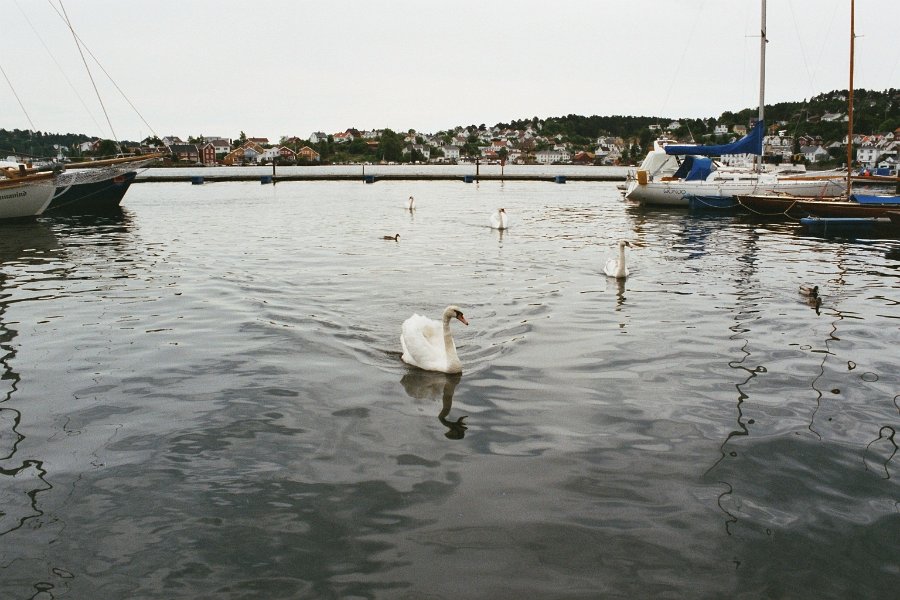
[400,305,469,373]
[604,240,631,279]
[490,208,509,230]
[407,195,415,210]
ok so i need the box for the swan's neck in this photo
[615,245,627,277]
[442,317,461,370]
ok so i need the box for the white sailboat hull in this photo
[0,177,56,219]
[625,177,846,207]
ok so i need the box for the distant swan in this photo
[400,305,469,373]
[407,195,415,210]
[383,233,400,241]
[490,208,508,230]
[604,240,631,279]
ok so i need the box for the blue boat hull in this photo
[800,216,897,236]
[45,170,137,214]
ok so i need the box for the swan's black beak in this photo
[456,313,469,326]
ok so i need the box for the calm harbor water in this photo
[1,179,898,599]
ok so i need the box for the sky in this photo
[2,0,898,143]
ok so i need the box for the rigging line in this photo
[0,64,36,131]
[14,0,104,135]
[786,0,815,91]
[44,0,160,141]
[656,0,708,127]
[57,0,122,154]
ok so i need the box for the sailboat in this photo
[736,0,900,221]
[2,3,162,214]
[0,154,159,214]
[624,0,847,208]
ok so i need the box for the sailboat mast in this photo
[758,0,767,173]
[758,0,766,125]
[846,0,855,194]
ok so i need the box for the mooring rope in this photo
[737,197,804,220]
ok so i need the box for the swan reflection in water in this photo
[613,277,626,307]
[400,371,467,439]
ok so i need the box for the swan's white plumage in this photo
[400,305,468,373]
[490,208,509,229]
[604,240,630,278]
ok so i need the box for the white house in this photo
[441,145,460,161]
[78,139,100,153]
[801,145,830,163]
[242,146,262,163]
[308,132,328,144]
[763,135,794,162]
[535,148,571,164]
[206,138,231,155]
[260,147,283,161]
[714,124,729,135]
[856,142,881,167]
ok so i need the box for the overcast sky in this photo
[3,0,898,142]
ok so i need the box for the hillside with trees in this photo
[2,88,896,167]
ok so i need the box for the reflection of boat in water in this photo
[400,371,467,439]
[0,219,60,261]
[0,220,59,534]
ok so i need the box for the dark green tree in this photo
[379,129,403,162]
[96,139,119,157]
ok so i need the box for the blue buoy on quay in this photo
[463,175,474,183]
[260,175,273,184]
[555,175,566,184]
[191,176,204,185]
[364,175,376,184]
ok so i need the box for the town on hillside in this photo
[3,89,899,173]
[79,119,898,176]
[125,121,900,175]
